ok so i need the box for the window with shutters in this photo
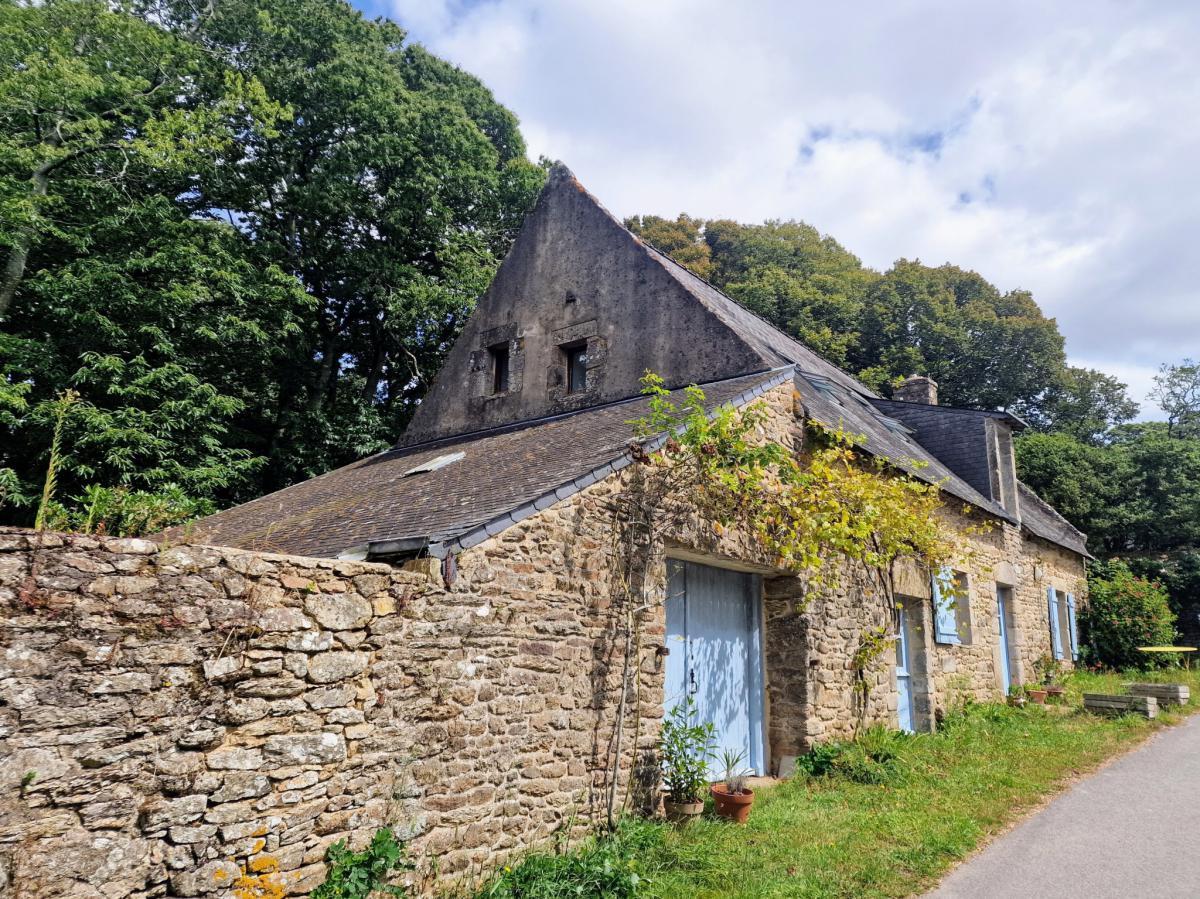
[1047,586,1065,660]
[1066,592,1079,661]
[933,568,972,645]
[1047,587,1078,662]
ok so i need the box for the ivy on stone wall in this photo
[632,373,958,595]
[599,375,966,823]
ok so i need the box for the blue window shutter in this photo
[933,568,959,644]
[1047,586,1063,660]
[1066,593,1079,661]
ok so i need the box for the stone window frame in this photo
[547,320,607,408]
[471,323,523,401]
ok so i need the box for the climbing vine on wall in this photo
[601,375,967,822]
[632,373,958,593]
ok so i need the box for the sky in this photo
[360,0,1199,416]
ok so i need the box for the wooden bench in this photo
[1126,683,1190,706]
[1083,693,1157,718]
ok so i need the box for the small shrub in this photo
[658,698,715,803]
[793,741,845,778]
[311,828,412,899]
[793,727,911,784]
[476,819,663,899]
[39,483,212,537]
[1082,560,1176,669]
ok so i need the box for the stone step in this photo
[1126,683,1190,705]
[1083,693,1157,718]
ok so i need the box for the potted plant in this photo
[1026,685,1048,704]
[1006,684,1027,707]
[659,699,715,824]
[711,748,755,824]
[1035,654,1065,700]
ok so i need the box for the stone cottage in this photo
[194,161,1088,738]
[0,165,1089,896]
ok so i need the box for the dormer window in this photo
[490,343,510,394]
[565,342,588,393]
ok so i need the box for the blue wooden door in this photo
[665,561,765,775]
[996,587,1013,694]
[896,606,915,733]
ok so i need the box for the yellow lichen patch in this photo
[233,859,285,899]
[248,854,279,874]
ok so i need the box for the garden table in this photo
[1137,646,1198,669]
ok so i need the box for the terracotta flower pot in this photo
[1027,689,1048,704]
[663,797,704,824]
[1007,695,1027,708]
[1046,685,1066,701]
[711,784,755,824]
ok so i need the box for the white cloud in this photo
[385,0,1200,418]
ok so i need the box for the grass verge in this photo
[475,669,1200,899]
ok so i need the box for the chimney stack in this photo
[893,374,939,405]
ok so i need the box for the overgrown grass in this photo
[475,669,1200,899]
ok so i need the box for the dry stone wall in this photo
[0,482,671,899]
[0,529,436,897]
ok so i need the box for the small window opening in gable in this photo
[565,290,577,305]
[564,342,588,394]
[404,451,465,477]
[490,343,510,395]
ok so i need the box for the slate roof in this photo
[186,370,791,560]
[1017,483,1091,557]
[792,371,1010,520]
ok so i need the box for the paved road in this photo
[927,713,1200,899]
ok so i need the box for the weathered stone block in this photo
[306,651,368,684]
[304,593,372,631]
[211,773,272,804]
[262,733,347,766]
[206,748,264,771]
[141,794,208,831]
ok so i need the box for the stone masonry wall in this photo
[764,507,1089,751]
[0,377,1090,895]
[0,519,658,898]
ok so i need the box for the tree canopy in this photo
[626,215,1068,411]
[0,0,544,519]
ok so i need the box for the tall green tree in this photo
[1149,358,1200,438]
[623,214,714,280]
[1015,365,1139,444]
[853,260,1066,409]
[177,0,544,488]
[0,0,308,508]
[0,0,543,520]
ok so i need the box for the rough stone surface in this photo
[0,381,1087,896]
